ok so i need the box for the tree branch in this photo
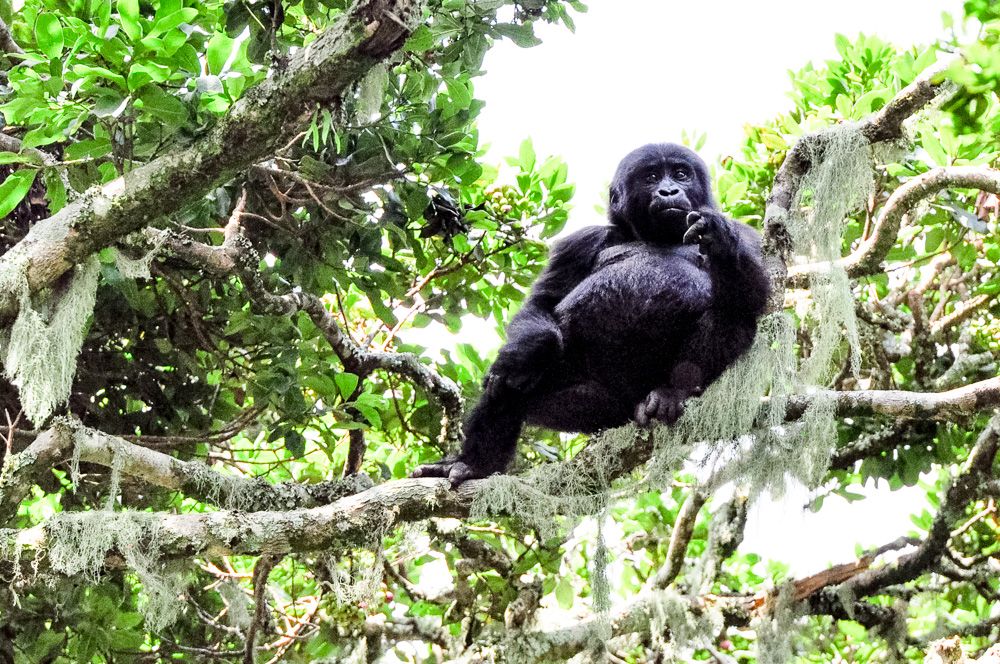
[826,414,1000,602]
[154,229,465,449]
[0,0,422,324]
[761,63,951,306]
[782,376,1000,422]
[0,17,23,66]
[787,166,1000,285]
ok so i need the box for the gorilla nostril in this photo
[659,187,679,197]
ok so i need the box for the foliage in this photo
[0,0,999,662]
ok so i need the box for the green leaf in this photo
[117,0,142,41]
[148,7,197,37]
[0,151,42,166]
[493,23,542,48]
[554,577,574,609]
[34,13,64,60]
[284,430,306,457]
[43,169,67,212]
[335,372,360,399]
[445,78,471,110]
[0,170,37,218]
[64,137,112,161]
[518,138,536,172]
[138,86,188,125]
[920,128,948,165]
[404,25,434,52]
[128,62,171,90]
[206,32,236,75]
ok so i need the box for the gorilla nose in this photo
[658,186,680,197]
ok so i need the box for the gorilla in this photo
[414,143,771,486]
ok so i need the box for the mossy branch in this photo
[787,166,1000,286]
[0,0,422,325]
[0,423,373,525]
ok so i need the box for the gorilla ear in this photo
[608,183,625,224]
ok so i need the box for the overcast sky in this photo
[430,1,966,574]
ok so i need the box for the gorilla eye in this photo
[644,171,660,184]
[674,167,691,181]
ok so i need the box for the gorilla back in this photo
[414,143,770,486]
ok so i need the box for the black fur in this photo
[413,144,771,486]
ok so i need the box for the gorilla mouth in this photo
[649,201,690,217]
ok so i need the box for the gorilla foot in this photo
[411,457,493,488]
[634,387,688,427]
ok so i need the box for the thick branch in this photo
[782,376,1000,422]
[0,17,23,64]
[0,0,421,323]
[73,427,372,510]
[788,167,1000,285]
[0,423,371,525]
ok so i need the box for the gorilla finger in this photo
[683,224,704,245]
[448,461,478,488]
[633,403,651,427]
[686,211,702,227]
[412,462,451,478]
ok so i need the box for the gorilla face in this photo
[608,143,714,244]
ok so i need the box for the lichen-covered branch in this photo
[818,414,1000,607]
[0,0,422,324]
[7,477,474,558]
[72,426,372,511]
[787,166,1000,285]
[653,488,707,588]
[0,422,372,525]
[782,376,1000,421]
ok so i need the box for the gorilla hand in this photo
[683,210,738,258]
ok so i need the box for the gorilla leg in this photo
[413,378,632,485]
[525,381,631,432]
[412,387,528,486]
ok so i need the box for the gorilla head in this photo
[608,143,714,244]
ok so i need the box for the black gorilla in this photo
[414,143,770,486]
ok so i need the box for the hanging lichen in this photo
[753,584,803,664]
[355,62,388,122]
[46,510,188,631]
[322,514,391,606]
[470,423,643,539]
[0,254,100,425]
[110,230,166,280]
[791,123,877,383]
[648,588,725,662]
[218,579,253,630]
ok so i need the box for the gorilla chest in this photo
[555,243,712,349]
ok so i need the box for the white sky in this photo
[418,1,965,575]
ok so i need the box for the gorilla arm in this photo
[484,225,621,397]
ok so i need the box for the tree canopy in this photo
[1,0,1000,662]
